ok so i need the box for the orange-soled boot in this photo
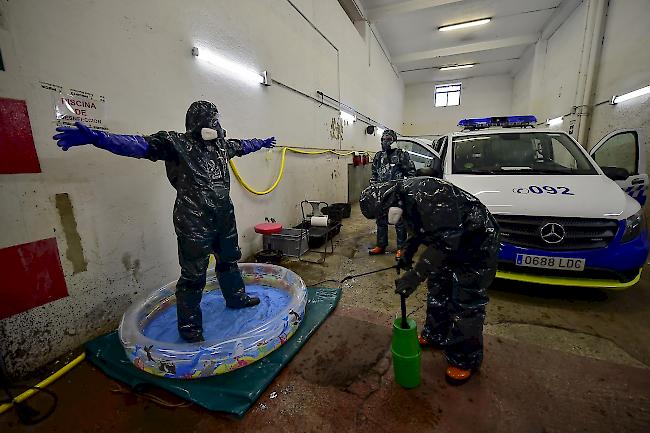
[445,365,473,385]
[418,334,443,349]
[369,246,385,255]
[395,249,402,259]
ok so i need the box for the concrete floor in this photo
[291,204,650,368]
[2,204,650,432]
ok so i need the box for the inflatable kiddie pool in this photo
[118,263,307,379]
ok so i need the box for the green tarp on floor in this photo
[85,287,341,416]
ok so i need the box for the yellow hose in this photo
[229,146,359,195]
[0,352,86,414]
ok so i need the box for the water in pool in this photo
[143,284,291,343]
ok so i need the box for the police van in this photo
[395,116,649,289]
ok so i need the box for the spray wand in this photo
[396,263,409,329]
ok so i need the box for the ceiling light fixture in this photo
[340,110,356,123]
[439,18,491,32]
[547,116,563,126]
[191,46,269,86]
[439,64,476,71]
[611,85,650,104]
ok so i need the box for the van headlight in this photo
[621,209,646,243]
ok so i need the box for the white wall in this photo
[587,0,650,152]
[512,0,650,156]
[0,0,404,375]
[402,75,514,136]
[512,46,534,115]
[540,1,588,122]
[511,1,589,123]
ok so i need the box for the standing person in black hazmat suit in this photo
[53,101,275,342]
[368,129,415,258]
[360,176,499,384]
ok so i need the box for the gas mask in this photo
[200,114,226,141]
[381,136,394,151]
[201,127,226,140]
[387,206,403,225]
[381,130,397,151]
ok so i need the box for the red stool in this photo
[255,223,284,264]
[254,222,283,235]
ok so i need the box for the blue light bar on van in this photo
[458,115,537,129]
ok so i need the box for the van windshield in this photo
[451,132,597,175]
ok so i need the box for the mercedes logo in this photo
[540,222,565,244]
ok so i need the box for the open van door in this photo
[590,130,647,206]
[394,138,438,171]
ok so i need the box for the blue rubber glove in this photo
[53,122,99,150]
[53,121,149,158]
[240,137,276,155]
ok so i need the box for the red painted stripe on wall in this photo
[0,97,41,174]
[0,238,68,320]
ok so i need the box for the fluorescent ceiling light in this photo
[440,64,476,71]
[191,46,265,85]
[340,111,356,123]
[439,18,491,32]
[547,116,563,126]
[611,85,650,104]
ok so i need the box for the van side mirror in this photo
[601,166,630,181]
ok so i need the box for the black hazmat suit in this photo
[360,177,500,370]
[144,101,260,341]
[370,142,415,249]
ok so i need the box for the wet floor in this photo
[2,204,649,432]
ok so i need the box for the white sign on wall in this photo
[54,94,107,131]
[41,82,109,131]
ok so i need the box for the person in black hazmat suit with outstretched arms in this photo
[369,129,415,259]
[53,101,275,342]
[360,175,499,384]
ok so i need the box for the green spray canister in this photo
[391,274,421,388]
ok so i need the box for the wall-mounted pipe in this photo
[577,0,608,145]
[317,91,385,129]
[573,0,608,145]
[272,79,339,113]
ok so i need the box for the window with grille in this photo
[434,83,461,107]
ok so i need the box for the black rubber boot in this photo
[180,330,205,343]
[175,277,206,343]
[226,295,261,309]
[218,265,261,308]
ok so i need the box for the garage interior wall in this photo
[402,75,514,137]
[0,0,404,376]
[586,0,650,157]
[512,1,588,125]
[513,0,650,163]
